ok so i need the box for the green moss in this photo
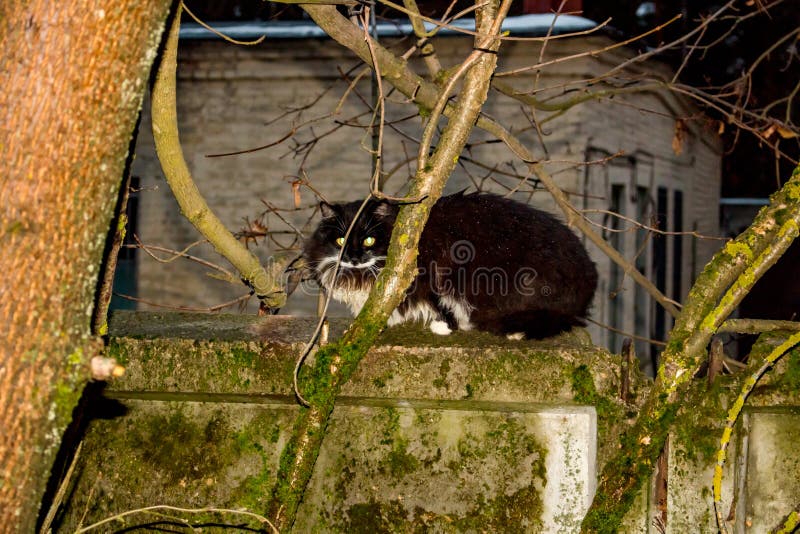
[269,423,281,444]
[432,358,450,388]
[302,317,384,406]
[53,347,90,429]
[768,347,800,392]
[65,403,288,530]
[671,379,728,464]
[52,381,82,428]
[371,370,393,389]
[722,240,754,262]
[384,437,420,478]
[344,498,409,532]
[464,383,473,399]
[272,419,302,504]
[129,408,232,484]
[453,482,544,533]
[433,69,451,85]
[341,483,545,533]
[457,430,490,461]
[231,415,290,511]
[571,364,623,437]
[375,406,421,478]
[229,345,258,367]
[340,415,547,532]
[584,400,679,533]
[377,321,588,351]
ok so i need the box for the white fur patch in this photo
[388,301,437,326]
[315,255,385,291]
[506,332,525,341]
[340,256,385,270]
[439,294,474,330]
[429,320,452,335]
[331,287,371,316]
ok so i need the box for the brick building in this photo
[122,14,722,372]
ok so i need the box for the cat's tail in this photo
[495,310,586,340]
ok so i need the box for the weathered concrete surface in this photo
[655,343,800,534]
[104,311,642,470]
[53,313,800,532]
[54,311,638,532]
[744,410,800,533]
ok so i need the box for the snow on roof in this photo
[179,13,597,41]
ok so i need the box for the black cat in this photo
[303,192,598,339]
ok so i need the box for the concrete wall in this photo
[126,32,722,361]
[51,313,800,533]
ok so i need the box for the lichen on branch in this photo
[267,1,510,529]
[581,163,800,533]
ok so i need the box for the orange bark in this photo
[0,1,171,529]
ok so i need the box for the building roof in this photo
[179,13,597,40]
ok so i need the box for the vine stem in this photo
[712,331,800,534]
[75,505,278,534]
[581,166,800,532]
[771,508,800,534]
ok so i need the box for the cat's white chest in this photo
[329,287,456,336]
[330,287,371,316]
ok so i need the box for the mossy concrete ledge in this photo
[58,311,644,532]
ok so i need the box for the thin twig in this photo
[713,331,800,534]
[586,317,667,347]
[377,0,610,43]
[39,442,83,534]
[129,237,239,284]
[495,14,682,77]
[75,504,279,534]
[360,9,389,200]
[417,0,512,170]
[93,172,132,336]
[717,318,800,334]
[113,292,252,312]
[293,195,374,406]
[580,208,727,240]
[181,2,266,45]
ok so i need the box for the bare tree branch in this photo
[582,164,800,532]
[302,2,682,318]
[151,6,286,309]
[268,1,510,528]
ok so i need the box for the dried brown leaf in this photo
[672,119,686,156]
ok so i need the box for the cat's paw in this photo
[429,320,452,335]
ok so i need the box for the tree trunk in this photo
[0,1,171,529]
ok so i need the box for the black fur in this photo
[304,192,598,339]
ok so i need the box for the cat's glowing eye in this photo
[363,236,376,248]
[335,237,345,247]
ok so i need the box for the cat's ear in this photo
[319,201,337,219]
[374,200,397,219]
